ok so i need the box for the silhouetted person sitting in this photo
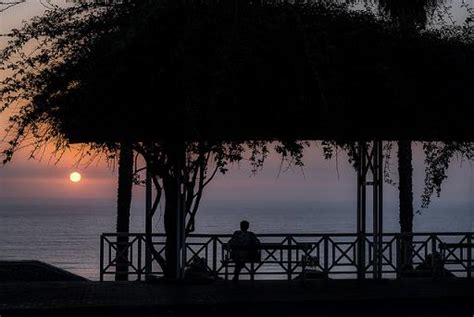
[228,220,260,282]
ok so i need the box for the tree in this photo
[421,142,474,208]
[115,142,134,281]
[0,1,24,13]
[134,140,305,277]
[381,0,474,268]
[0,1,311,278]
[376,0,434,268]
[134,141,248,277]
[0,2,140,280]
[378,0,440,29]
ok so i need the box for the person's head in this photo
[240,220,250,232]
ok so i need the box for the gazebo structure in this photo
[11,2,474,280]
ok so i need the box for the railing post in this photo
[137,235,142,281]
[324,235,329,278]
[100,234,104,282]
[287,236,292,280]
[396,234,401,279]
[357,233,366,280]
[212,236,218,275]
[468,234,472,279]
[183,237,187,273]
[431,234,437,279]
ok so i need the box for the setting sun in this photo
[69,172,82,183]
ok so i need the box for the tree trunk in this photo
[115,143,134,281]
[398,140,414,269]
[161,142,186,279]
[163,174,178,278]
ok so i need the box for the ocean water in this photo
[0,198,472,280]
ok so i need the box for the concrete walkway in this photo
[0,279,473,316]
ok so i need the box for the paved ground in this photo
[0,279,473,316]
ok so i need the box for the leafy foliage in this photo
[421,142,474,209]
[0,2,132,163]
[3,1,474,152]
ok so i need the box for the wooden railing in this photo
[100,232,474,281]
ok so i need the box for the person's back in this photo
[229,230,259,248]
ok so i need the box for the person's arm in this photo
[251,232,260,245]
[228,231,239,246]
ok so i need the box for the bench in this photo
[439,242,474,264]
[435,242,474,278]
[222,242,317,280]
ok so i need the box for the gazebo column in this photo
[357,140,384,280]
[357,141,367,280]
[145,165,153,279]
[175,144,187,280]
[373,140,383,280]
